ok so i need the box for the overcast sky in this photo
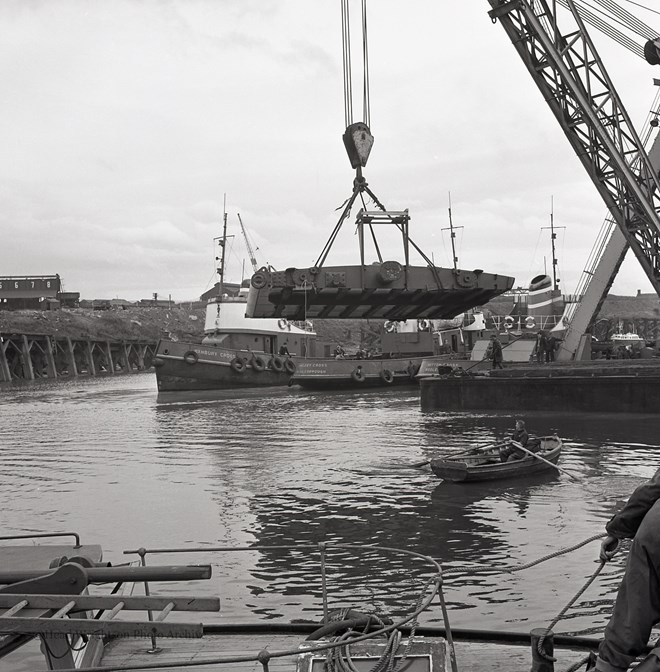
[2,1,659,301]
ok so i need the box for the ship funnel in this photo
[528,274,563,322]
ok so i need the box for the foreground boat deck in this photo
[101,633,590,671]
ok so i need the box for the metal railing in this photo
[120,541,454,672]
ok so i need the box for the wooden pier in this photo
[0,332,156,383]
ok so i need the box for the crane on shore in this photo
[237,213,261,274]
[488,0,660,360]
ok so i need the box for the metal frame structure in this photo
[488,0,660,329]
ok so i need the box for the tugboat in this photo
[153,281,316,392]
[153,208,317,392]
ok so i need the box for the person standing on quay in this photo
[490,334,504,370]
[535,330,547,364]
[545,333,557,363]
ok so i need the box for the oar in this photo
[411,441,504,469]
[510,441,579,481]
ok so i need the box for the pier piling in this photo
[0,332,156,383]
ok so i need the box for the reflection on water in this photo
[1,373,657,640]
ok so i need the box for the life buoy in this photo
[251,355,266,372]
[270,356,285,372]
[351,368,366,383]
[384,321,396,333]
[417,319,430,331]
[284,358,296,374]
[525,316,536,329]
[277,319,288,330]
[183,351,198,365]
[380,369,394,384]
[503,316,514,329]
[230,357,246,373]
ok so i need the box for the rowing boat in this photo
[429,436,563,483]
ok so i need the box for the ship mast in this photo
[441,192,463,272]
[541,196,565,291]
[216,195,229,298]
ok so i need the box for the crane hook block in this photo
[342,122,374,169]
[644,39,660,66]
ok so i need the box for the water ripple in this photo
[0,374,655,635]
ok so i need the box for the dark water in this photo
[1,373,657,664]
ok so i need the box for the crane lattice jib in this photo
[238,213,259,273]
[488,0,660,295]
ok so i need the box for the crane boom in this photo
[488,0,660,303]
[237,213,259,273]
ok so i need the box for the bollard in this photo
[531,628,554,672]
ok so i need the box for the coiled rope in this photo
[323,576,433,672]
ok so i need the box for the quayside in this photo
[0,532,633,672]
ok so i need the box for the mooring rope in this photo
[563,653,594,672]
[537,560,607,660]
[443,532,623,672]
[443,532,606,576]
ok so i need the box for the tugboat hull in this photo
[154,341,295,391]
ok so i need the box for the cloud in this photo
[0,1,657,302]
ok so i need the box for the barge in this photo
[419,361,660,414]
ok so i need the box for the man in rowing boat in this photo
[590,469,660,672]
[498,420,530,462]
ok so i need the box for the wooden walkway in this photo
[101,632,590,671]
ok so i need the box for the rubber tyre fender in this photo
[380,368,394,384]
[284,358,296,374]
[270,356,285,373]
[351,368,366,383]
[152,356,165,368]
[183,351,198,365]
[230,357,246,373]
[251,355,266,372]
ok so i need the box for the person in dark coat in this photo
[535,330,547,364]
[592,468,660,672]
[499,419,529,462]
[545,334,557,363]
[490,334,504,369]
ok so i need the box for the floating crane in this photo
[237,213,260,274]
[488,0,660,360]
